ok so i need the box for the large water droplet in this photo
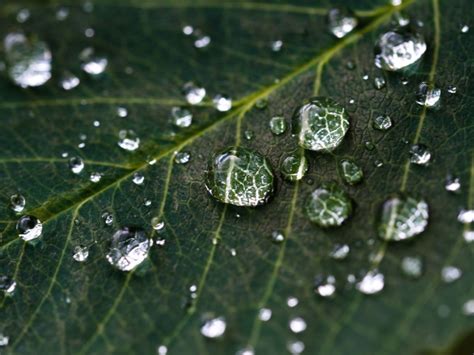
[305,182,352,227]
[106,227,151,271]
[339,159,363,185]
[409,144,431,165]
[183,82,206,105]
[73,245,89,262]
[374,29,426,71]
[356,271,384,295]
[205,147,274,207]
[4,32,52,88]
[416,82,441,108]
[200,316,226,338]
[10,193,26,213]
[327,8,358,38]
[269,116,287,135]
[281,153,308,181]
[16,215,43,241]
[69,156,84,174]
[171,107,192,128]
[0,275,17,296]
[372,115,392,131]
[118,129,140,151]
[292,97,349,152]
[378,195,429,241]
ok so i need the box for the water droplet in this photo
[56,7,69,21]
[327,8,358,38]
[356,270,384,295]
[314,275,336,297]
[416,82,441,108]
[289,317,307,333]
[205,147,274,207]
[106,227,151,271]
[118,129,140,151]
[10,193,26,213]
[409,144,431,165]
[16,215,43,241]
[183,82,206,105]
[213,94,232,112]
[441,266,462,283]
[84,28,95,38]
[171,107,193,128]
[292,97,349,152]
[117,106,128,118]
[393,12,410,27]
[378,195,429,241]
[73,245,89,262]
[80,47,108,75]
[458,209,474,224]
[151,217,165,231]
[375,29,426,71]
[373,76,386,90]
[16,9,31,23]
[287,340,305,354]
[143,199,152,207]
[364,141,375,151]
[174,151,191,164]
[244,130,254,141]
[281,153,308,182]
[271,40,283,52]
[133,172,145,185]
[157,345,168,355]
[339,159,363,185]
[0,275,17,296]
[305,182,352,227]
[194,33,211,48]
[346,60,355,70]
[200,316,226,338]
[258,308,272,321]
[462,300,474,316]
[447,85,457,94]
[461,24,470,33]
[373,159,384,168]
[401,256,423,278]
[236,346,254,355]
[4,32,52,88]
[0,334,9,347]
[445,175,460,192]
[269,116,287,135]
[329,243,350,260]
[255,98,268,109]
[89,172,102,183]
[372,115,392,131]
[271,231,285,243]
[60,72,80,90]
[287,296,299,308]
[102,212,114,226]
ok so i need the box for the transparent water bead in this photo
[409,144,431,165]
[374,29,427,71]
[271,231,285,243]
[373,76,386,90]
[102,212,114,226]
[441,266,462,283]
[372,115,392,131]
[287,340,305,354]
[89,172,102,183]
[4,32,52,88]
[287,296,299,308]
[356,270,384,295]
[444,175,460,192]
[401,256,423,278]
[327,8,358,38]
[281,153,308,181]
[157,345,168,355]
[16,215,43,241]
[200,316,226,338]
[289,317,307,333]
[69,156,84,174]
[10,193,26,213]
[183,82,206,105]
[458,209,474,224]
[73,245,89,262]
[151,217,165,231]
[60,72,80,90]
[329,243,350,260]
[171,107,193,128]
[378,195,429,241]
[292,97,349,152]
[305,182,352,227]
[213,94,232,112]
[174,151,191,164]
[16,8,30,23]
[0,334,9,347]
[80,47,107,75]
[416,82,441,108]
[106,227,151,271]
[117,106,128,118]
[339,159,363,185]
[463,300,474,316]
[194,33,211,49]
[205,147,274,207]
[258,308,272,321]
[118,129,140,151]
[0,275,17,296]
[314,275,336,297]
[447,85,457,94]
[132,172,145,185]
[271,40,283,52]
[269,116,287,135]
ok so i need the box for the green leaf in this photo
[0,0,473,354]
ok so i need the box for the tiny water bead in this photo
[4,32,52,88]
[80,47,108,76]
[339,159,363,185]
[447,85,457,94]
[0,275,17,296]
[286,296,299,308]
[118,129,140,151]
[356,271,384,295]
[409,144,431,165]
[0,334,9,347]
[171,107,192,128]
[16,215,43,241]
[401,256,423,278]
[69,157,84,174]
[314,275,336,297]
[106,227,151,271]
[372,115,392,131]
[183,82,206,105]
[458,209,474,224]
[269,116,287,135]
[151,217,165,231]
[373,76,386,90]
[441,266,462,283]
[244,130,254,141]
[205,147,274,207]
[213,94,232,112]
[10,193,26,212]
[281,153,308,182]
[374,29,426,71]
[200,316,226,339]
[60,72,80,90]
[378,195,429,241]
[117,106,128,118]
[258,308,272,321]
[289,317,307,333]
[271,40,283,52]
[89,172,102,183]
[73,245,89,262]
[236,347,255,355]
[271,231,285,243]
[102,212,114,226]
[132,172,145,185]
[416,82,441,108]
[174,151,191,164]
[255,98,268,110]
[329,243,350,260]
[327,8,358,38]
[305,182,352,227]
[292,97,349,152]
[287,340,305,354]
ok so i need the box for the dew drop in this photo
[182,25,194,35]
[236,346,254,355]
[339,159,363,185]
[171,107,193,128]
[205,147,274,207]
[174,151,191,164]
[258,308,272,322]
[118,129,140,151]
[378,194,429,241]
[457,209,474,224]
[281,153,308,182]
[194,33,211,49]
[364,141,375,151]
[0,334,9,347]
[329,243,350,260]
[200,316,226,338]
[372,115,392,131]
[157,345,168,355]
[0,275,17,296]
[401,256,423,278]
[89,172,102,183]
[106,227,151,271]
[16,215,43,241]
[73,245,89,262]
[356,270,384,295]
[269,116,287,135]
[441,266,462,283]
[4,32,52,88]
[60,72,80,91]
[463,300,474,316]
[102,212,114,226]
[327,8,358,38]
[80,47,108,76]
[374,29,426,71]
[16,8,30,23]
[287,296,299,308]
[151,217,165,231]
[463,230,474,243]
[183,82,206,105]
[271,231,285,244]
[305,182,352,227]
[445,175,460,192]
[10,193,26,213]
[287,340,305,354]
[255,98,268,110]
[244,130,254,141]
[292,97,349,152]
[56,7,69,21]
[447,85,457,94]
[133,172,145,185]
[373,76,386,90]
[271,40,283,52]
[409,144,431,165]
[289,317,307,333]
[213,94,232,112]
[416,82,441,108]
[461,24,469,33]
[314,275,336,297]
[117,106,128,118]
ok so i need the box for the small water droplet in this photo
[447,85,457,94]
[157,345,168,355]
[346,60,355,70]
[372,115,392,131]
[84,28,95,38]
[106,227,151,271]
[102,212,114,226]
[213,94,232,112]
[287,340,305,354]
[236,346,254,355]
[329,243,350,260]
[133,172,145,185]
[194,33,211,48]
[60,71,80,91]
[401,256,423,278]
[16,215,43,241]
[0,334,9,347]
[287,296,299,308]
[16,9,30,23]
[393,12,410,27]
[183,82,206,105]
[80,47,107,76]
[174,151,191,164]
[373,76,386,90]
[289,317,307,333]
[441,266,462,283]
[314,275,336,297]
[305,182,352,227]
[269,116,287,135]
[258,308,272,322]
[255,98,268,109]
[362,74,369,81]
[364,141,375,151]
[416,82,441,108]
[409,144,431,165]
[182,25,194,35]
[10,193,26,213]
[457,209,474,224]
[271,231,285,243]
[89,172,102,183]
[462,300,474,316]
[373,159,384,168]
[445,175,460,192]
[0,275,17,296]
[461,24,470,33]
[56,7,69,21]
[116,106,128,118]
[73,245,89,262]
[463,230,474,243]
[171,107,193,128]
[356,270,384,295]
[339,159,363,185]
[118,129,140,151]
[271,40,283,52]
[200,316,226,338]
[327,8,358,38]
[281,153,308,182]
[244,130,254,141]
[151,217,165,231]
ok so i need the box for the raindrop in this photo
[10,193,26,213]
[401,256,423,278]
[200,316,226,338]
[182,25,194,35]
[292,97,349,152]
[461,25,469,33]
[236,346,254,355]
[183,82,206,105]
[271,40,283,52]
[463,230,474,243]
[372,115,392,131]
[102,212,114,226]
[416,82,441,108]
[409,144,431,165]
[287,296,299,308]
[56,7,69,21]
[329,243,350,260]
[373,159,384,168]
[244,130,254,141]
[458,209,474,224]
[16,215,43,241]
[314,275,336,297]
[289,317,307,333]
[60,72,80,90]
[213,94,232,112]
[171,107,193,128]
[174,151,191,164]
[373,76,386,90]
[157,345,168,355]
[374,29,426,71]
[73,245,89,262]
[133,172,145,185]
[378,194,429,241]
[258,308,272,322]
[327,8,358,38]
[89,172,102,183]
[305,182,352,227]
[118,129,140,151]
[3,32,52,88]
[194,34,211,49]
[117,106,128,118]
[445,175,460,192]
[339,159,363,185]
[356,270,384,295]
[281,153,308,182]
[0,334,9,347]
[287,340,305,354]
[0,275,17,296]
[16,9,31,23]
[80,47,108,76]
[441,266,462,283]
[271,231,285,243]
[205,147,274,207]
[84,28,95,38]
[447,85,457,94]
[106,227,151,271]
[151,217,165,231]
[269,116,287,135]
[463,300,474,316]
